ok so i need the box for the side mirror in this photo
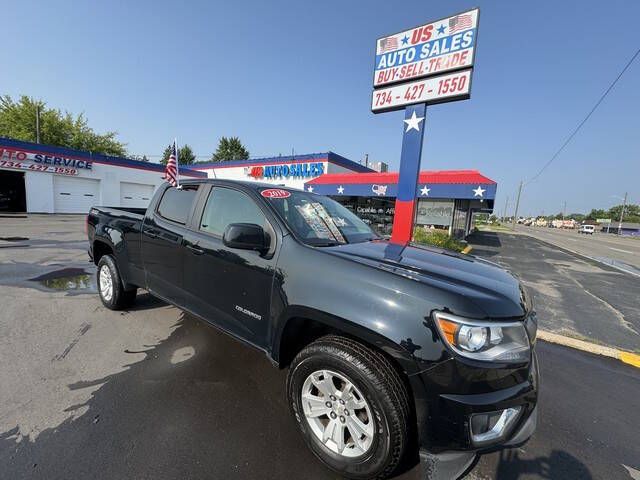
[223,223,268,252]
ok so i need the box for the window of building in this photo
[200,187,267,236]
[332,196,395,236]
[156,186,198,224]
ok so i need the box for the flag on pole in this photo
[164,139,180,187]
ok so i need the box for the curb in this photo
[538,330,640,368]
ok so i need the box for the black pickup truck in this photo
[87,180,538,480]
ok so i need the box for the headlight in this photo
[434,311,530,363]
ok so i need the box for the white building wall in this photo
[22,163,168,213]
[199,161,330,191]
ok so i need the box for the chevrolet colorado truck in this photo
[87,179,538,479]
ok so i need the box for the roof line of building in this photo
[191,151,374,173]
[0,137,207,177]
[306,170,497,185]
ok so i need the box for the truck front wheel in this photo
[97,254,136,310]
[287,335,410,479]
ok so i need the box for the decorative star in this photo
[404,111,425,132]
[437,24,446,35]
[473,185,486,197]
[307,186,314,192]
[401,35,409,45]
[337,185,345,194]
[420,185,430,196]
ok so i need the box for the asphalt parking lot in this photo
[1,216,639,480]
[468,231,640,352]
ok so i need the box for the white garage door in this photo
[120,182,155,208]
[53,176,101,214]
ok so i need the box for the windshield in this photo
[263,189,377,246]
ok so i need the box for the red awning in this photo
[306,170,496,185]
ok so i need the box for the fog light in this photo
[470,407,521,446]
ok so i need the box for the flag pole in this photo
[175,138,181,189]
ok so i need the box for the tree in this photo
[0,95,127,156]
[585,208,608,220]
[160,143,196,165]
[609,203,640,223]
[210,136,249,162]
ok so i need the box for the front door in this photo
[141,185,199,306]
[183,186,277,347]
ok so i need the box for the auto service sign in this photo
[372,8,479,112]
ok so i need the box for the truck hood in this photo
[323,240,529,319]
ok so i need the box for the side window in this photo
[200,187,266,236]
[157,186,198,224]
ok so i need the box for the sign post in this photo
[372,9,480,244]
[391,104,427,243]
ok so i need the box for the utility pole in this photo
[617,192,628,235]
[364,153,369,169]
[562,200,567,222]
[511,180,523,230]
[502,195,509,223]
[35,104,41,144]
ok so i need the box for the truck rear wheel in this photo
[287,335,410,479]
[97,254,136,310]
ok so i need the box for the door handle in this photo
[186,243,204,255]
[143,229,158,239]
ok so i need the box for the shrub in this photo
[412,228,466,252]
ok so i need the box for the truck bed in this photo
[91,206,146,219]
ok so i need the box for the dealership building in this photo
[0,137,207,214]
[193,155,496,238]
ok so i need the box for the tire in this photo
[97,254,137,310]
[287,335,410,480]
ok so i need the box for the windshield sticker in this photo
[311,203,346,243]
[261,188,291,199]
[331,217,347,227]
[295,204,333,240]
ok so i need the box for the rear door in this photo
[182,185,279,347]
[141,184,200,306]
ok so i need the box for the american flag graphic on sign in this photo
[379,36,398,53]
[164,140,179,187]
[449,14,473,33]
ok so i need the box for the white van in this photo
[578,225,595,235]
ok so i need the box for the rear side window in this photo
[157,186,198,224]
[200,187,267,236]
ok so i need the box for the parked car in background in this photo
[578,225,595,235]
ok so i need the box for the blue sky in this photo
[1,0,638,215]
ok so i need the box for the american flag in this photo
[164,140,179,187]
[379,36,398,53]
[449,14,473,34]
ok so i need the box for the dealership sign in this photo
[372,8,478,113]
[371,9,480,244]
[372,69,471,112]
[247,162,324,179]
[0,147,93,176]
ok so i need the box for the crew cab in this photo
[87,180,538,479]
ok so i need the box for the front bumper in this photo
[413,349,539,453]
[417,407,537,480]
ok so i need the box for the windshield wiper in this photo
[309,240,343,247]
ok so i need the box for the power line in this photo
[525,46,640,186]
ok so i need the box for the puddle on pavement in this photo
[29,268,95,292]
[0,236,29,241]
